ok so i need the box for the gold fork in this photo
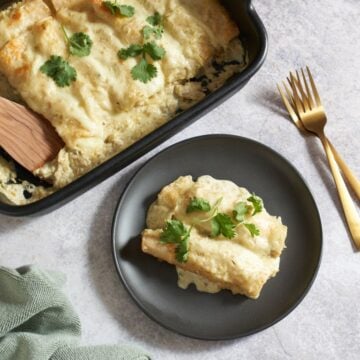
[277,67,360,249]
[278,70,360,200]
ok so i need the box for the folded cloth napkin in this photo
[0,266,150,360]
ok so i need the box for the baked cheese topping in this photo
[142,176,287,299]
[0,0,247,205]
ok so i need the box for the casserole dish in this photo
[0,0,268,216]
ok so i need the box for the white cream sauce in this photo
[176,267,222,294]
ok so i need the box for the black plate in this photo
[112,135,322,340]
[0,0,268,216]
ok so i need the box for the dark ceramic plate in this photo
[112,135,322,340]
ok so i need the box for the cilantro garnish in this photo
[118,44,144,59]
[117,11,165,83]
[118,42,166,83]
[102,1,135,17]
[143,25,163,40]
[211,213,236,239]
[175,233,190,263]
[243,223,260,238]
[119,42,165,61]
[186,197,211,213]
[146,11,162,26]
[40,55,77,87]
[69,33,93,57]
[143,12,164,40]
[160,219,191,263]
[157,191,264,261]
[233,202,251,222]
[143,42,166,60]
[61,26,93,57]
[247,193,263,215]
[131,58,157,83]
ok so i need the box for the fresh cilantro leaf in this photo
[118,44,144,59]
[243,223,260,237]
[175,232,190,263]
[69,32,93,57]
[160,220,191,263]
[186,197,211,213]
[211,217,220,237]
[143,42,166,60]
[160,219,188,244]
[131,58,157,83]
[60,26,92,57]
[143,25,164,40]
[118,4,135,17]
[103,1,135,17]
[211,213,236,239]
[233,202,251,222]
[247,193,263,215]
[143,12,164,40]
[142,25,153,40]
[40,55,77,87]
[146,11,162,26]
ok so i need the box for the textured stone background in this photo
[1,0,359,359]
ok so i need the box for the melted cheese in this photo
[0,0,246,203]
[142,176,288,299]
[177,268,222,294]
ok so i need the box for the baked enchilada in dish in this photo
[142,176,287,299]
[0,0,247,205]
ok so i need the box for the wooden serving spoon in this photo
[0,97,64,172]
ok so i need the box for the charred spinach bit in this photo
[23,190,32,199]
[212,59,242,77]
[189,74,211,95]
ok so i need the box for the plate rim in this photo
[111,134,323,340]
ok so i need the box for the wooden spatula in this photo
[0,97,64,172]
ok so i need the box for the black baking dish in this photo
[0,0,268,216]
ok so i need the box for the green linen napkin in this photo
[0,266,150,360]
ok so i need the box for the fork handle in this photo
[320,135,360,249]
[327,139,360,199]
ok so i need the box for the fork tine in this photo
[306,66,322,106]
[295,70,310,112]
[283,80,295,108]
[283,80,300,118]
[289,72,305,116]
[278,82,306,132]
[301,68,315,109]
[277,83,297,120]
[284,78,295,104]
